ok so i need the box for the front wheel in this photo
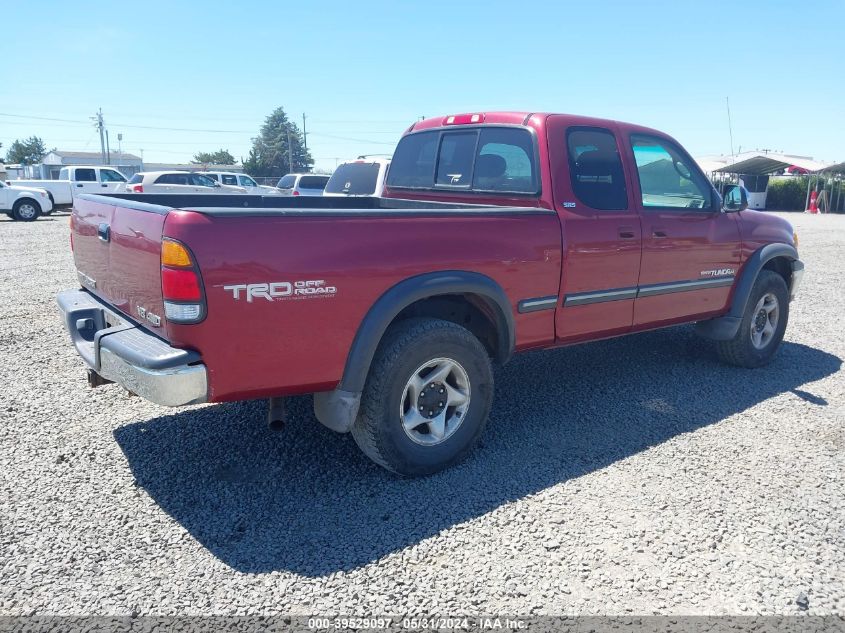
[352,318,494,476]
[715,270,789,368]
[12,199,40,222]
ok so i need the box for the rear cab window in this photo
[387,126,538,195]
[127,174,143,184]
[221,174,238,185]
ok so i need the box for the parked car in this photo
[203,171,280,195]
[0,180,53,221]
[58,111,803,476]
[323,157,391,197]
[14,165,127,207]
[275,173,330,196]
[125,171,247,194]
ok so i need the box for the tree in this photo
[243,107,312,177]
[192,149,235,165]
[6,136,47,165]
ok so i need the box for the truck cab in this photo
[58,166,127,194]
[383,112,799,343]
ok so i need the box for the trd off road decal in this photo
[700,268,735,277]
[223,280,337,302]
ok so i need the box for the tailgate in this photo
[71,195,167,332]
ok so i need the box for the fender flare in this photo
[695,242,799,341]
[314,270,515,433]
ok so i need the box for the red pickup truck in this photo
[58,112,804,476]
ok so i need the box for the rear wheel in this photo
[12,199,40,222]
[352,318,494,476]
[715,270,789,368]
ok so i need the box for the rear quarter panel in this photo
[163,210,562,401]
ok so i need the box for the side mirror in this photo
[722,184,748,212]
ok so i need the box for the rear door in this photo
[73,168,101,195]
[547,117,642,342]
[626,133,740,326]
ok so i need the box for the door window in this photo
[221,174,238,185]
[75,168,96,182]
[100,169,126,183]
[566,127,628,210]
[155,173,189,185]
[189,173,216,187]
[631,135,712,210]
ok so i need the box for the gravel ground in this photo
[0,210,843,617]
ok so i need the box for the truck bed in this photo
[101,192,554,215]
[69,193,562,401]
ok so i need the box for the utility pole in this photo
[302,113,307,150]
[117,133,123,167]
[93,108,106,164]
[287,126,294,173]
[105,130,111,164]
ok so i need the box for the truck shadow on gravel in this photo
[113,326,840,576]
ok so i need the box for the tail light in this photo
[131,184,144,193]
[292,190,300,196]
[161,238,205,323]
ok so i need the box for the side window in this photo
[387,131,438,188]
[566,127,628,210]
[221,174,238,185]
[100,169,126,182]
[631,135,712,210]
[206,174,219,182]
[190,174,215,187]
[435,132,477,187]
[472,128,537,193]
[75,168,96,182]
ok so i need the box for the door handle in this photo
[97,223,110,242]
[76,183,84,188]
[618,226,636,239]
[101,184,108,187]
[653,229,668,238]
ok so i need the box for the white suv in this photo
[203,171,280,195]
[126,171,247,194]
[323,157,391,197]
[275,173,330,196]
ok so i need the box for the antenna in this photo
[726,97,735,159]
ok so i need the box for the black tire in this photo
[715,270,789,368]
[12,199,41,222]
[352,318,494,476]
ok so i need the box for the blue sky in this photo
[3,0,843,171]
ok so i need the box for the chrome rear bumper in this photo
[57,289,207,406]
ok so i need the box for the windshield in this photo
[324,163,381,195]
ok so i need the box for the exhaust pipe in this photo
[267,397,287,431]
[86,369,113,388]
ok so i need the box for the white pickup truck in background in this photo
[13,165,128,207]
[0,179,53,221]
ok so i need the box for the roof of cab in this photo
[408,111,667,139]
